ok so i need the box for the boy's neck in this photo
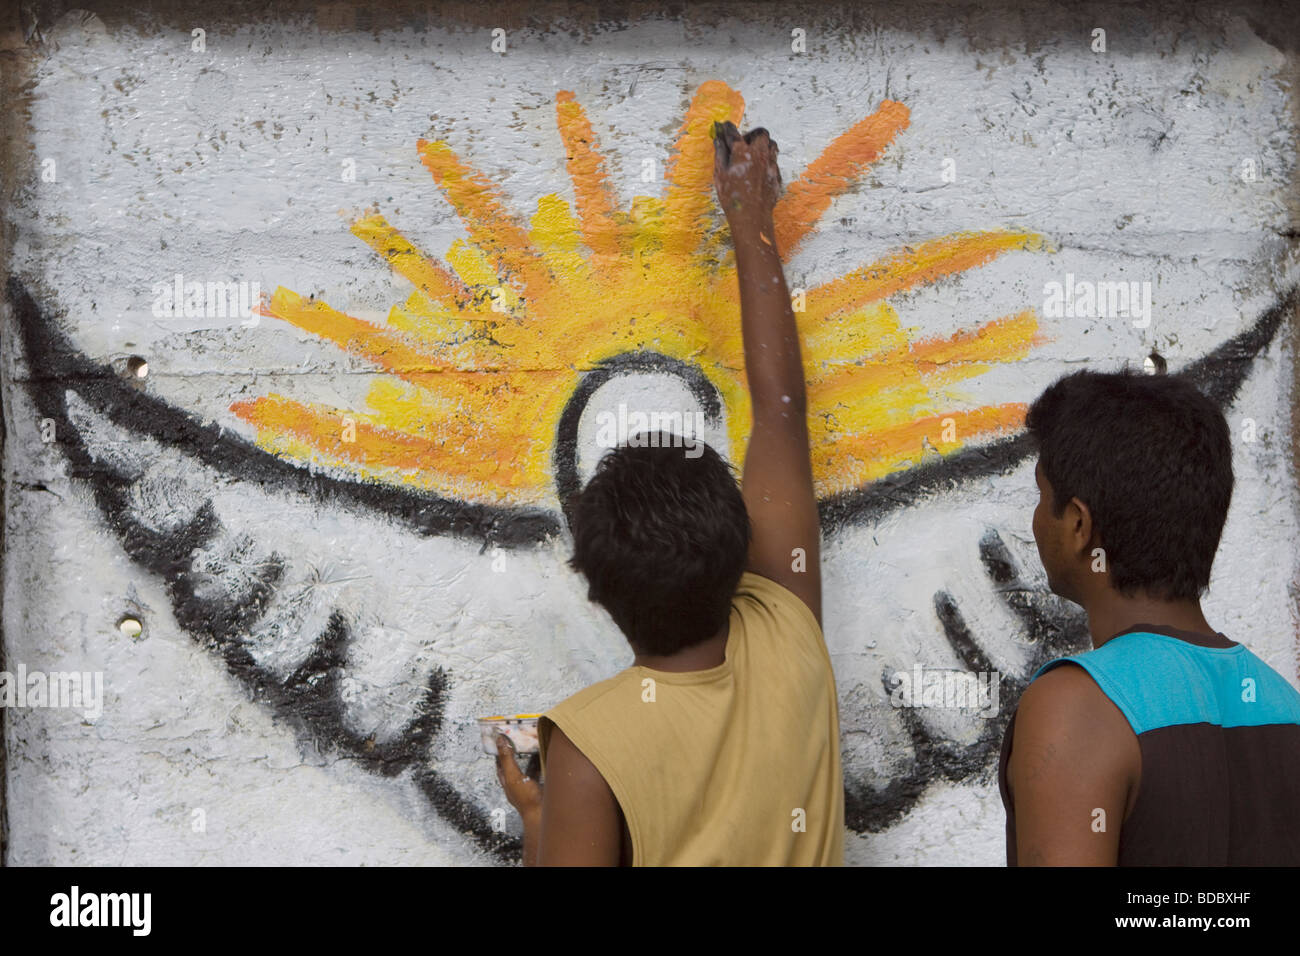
[1083,591,1215,649]
[633,622,730,673]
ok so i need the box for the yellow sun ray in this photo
[812,405,1028,496]
[350,213,477,315]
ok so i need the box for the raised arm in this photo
[713,122,821,626]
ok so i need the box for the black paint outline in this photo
[552,349,724,526]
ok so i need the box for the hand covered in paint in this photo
[494,733,543,821]
[712,121,783,239]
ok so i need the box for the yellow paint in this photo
[233,84,1047,507]
[351,214,473,314]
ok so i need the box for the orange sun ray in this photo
[811,404,1028,496]
[660,81,746,258]
[806,312,1039,443]
[231,393,536,496]
[773,99,911,259]
[416,139,555,304]
[554,91,626,261]
[804,230,1043,323]
[263,287,480,381]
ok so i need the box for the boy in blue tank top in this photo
[999,369,1300,865]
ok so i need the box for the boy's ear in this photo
[1067,495,1095,555]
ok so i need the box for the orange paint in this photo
[555,91,625,260]
[260,287,459,383]
[908,309,1040,374]
[660,81,745,257]
[230,393,530,476]
[774,99,911,258]
[811,404,1028,495]
[805,231,1043,324]
[417,139,552,302]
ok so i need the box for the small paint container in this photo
[478,714,542,755]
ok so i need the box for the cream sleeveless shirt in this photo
[539,571,844,866]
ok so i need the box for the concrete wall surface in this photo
[1,1,1297,864]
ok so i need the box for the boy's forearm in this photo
[521,808,541,865]
[733,224,807,416]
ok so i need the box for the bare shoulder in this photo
[1017,663,1114,723]
[1011,663,1137,773]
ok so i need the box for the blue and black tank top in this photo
[998,624,1300,865]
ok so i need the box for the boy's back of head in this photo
[1026,369,1233,601]
[567,433,751,656]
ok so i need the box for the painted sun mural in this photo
[230,81,1045,506]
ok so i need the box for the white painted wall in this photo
[3,5,1296,864]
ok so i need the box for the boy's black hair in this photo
[1026,369,1233,601]
[567,435,751,656]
